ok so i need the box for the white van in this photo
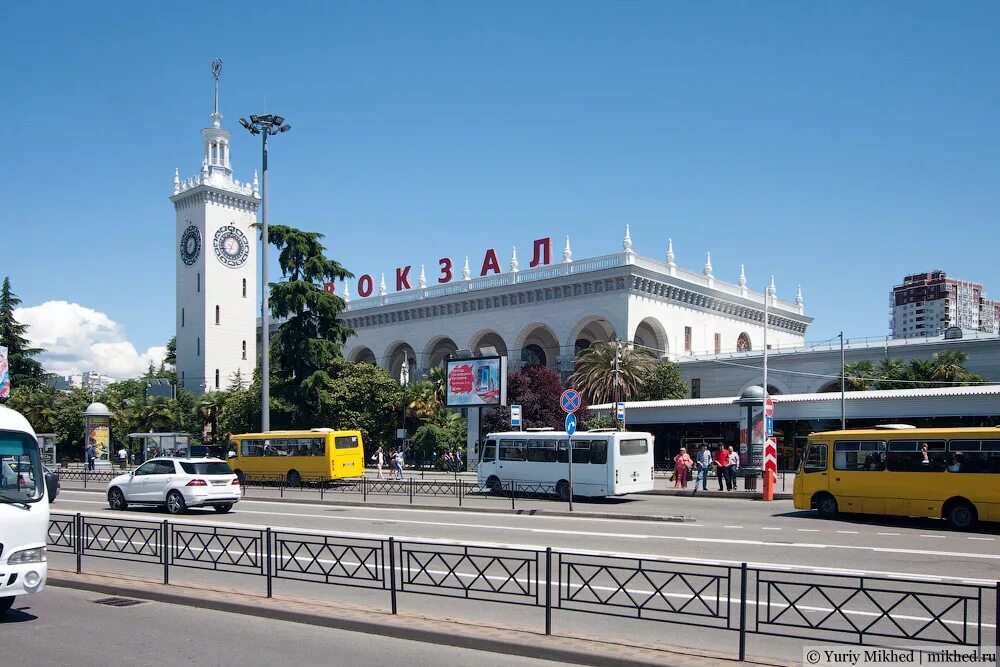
[478,429,655,499]
[0,406,49,616]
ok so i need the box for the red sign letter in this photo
[480,248,501,276]
[438,257,453,284]
[395,266,412,291]
[358,274,374,298]
[529,237,552,267]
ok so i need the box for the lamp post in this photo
[239,114,291,433]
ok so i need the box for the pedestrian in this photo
[371,446,385,479]
[117,446,128,470]
[693,444,712,493]
[714,444,730,491]
[86,443,96,472]
[727,446,740,490]
[673,447,692,489]
[454,448,463,472]
[395,449,405,480]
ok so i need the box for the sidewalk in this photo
[48,568,793,667]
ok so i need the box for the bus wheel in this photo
[0,596,14,615]
[944,500,977,530]
[486,476,503,495]
[287,470,301,487]
[814,493,838,519]
[556,480,570,501]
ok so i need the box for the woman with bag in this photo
[673,447,693,489]
[371,446,385,479]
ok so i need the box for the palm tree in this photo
[140,397,177,433]
[932,351,979,385]
[195,391,229,443]
[406,380,446,425]
[843,361,876,391]
[569,341,654,404]
[874,358,910,390]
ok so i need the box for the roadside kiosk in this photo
[127,432,193,462]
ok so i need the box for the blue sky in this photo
[2,1,998,375]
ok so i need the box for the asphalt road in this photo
[1,586,568,667]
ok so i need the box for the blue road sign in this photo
[616,401,625,420]
[560,389,582,413]
[565,412,577,437]
[510,404,522,427]
[765,416,774,437]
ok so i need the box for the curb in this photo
[58,485,696,523]
[642,490,794,501]
[48,570,790,667]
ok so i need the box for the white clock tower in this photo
[171,61,259,394]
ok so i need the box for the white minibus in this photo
[0,405,49,616]
[478,429,655,498]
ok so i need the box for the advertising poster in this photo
[0,345,9,399]
[89,420,110,462]
[446,357,507,407]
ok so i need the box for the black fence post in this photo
[363,476,368,503]
[75,513,83,574]
[280,479,284,499]
[409,479,413,505]
[739,563,748,661]
[388,537,397,615]
[545,547,552,636]
[162,520,170,585]
[266,527,273,598]
[83,467,87,489]
[510,482,515,511]
[458,480,463,507]
[320,481,324,501]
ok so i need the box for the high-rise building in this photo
[171,64,259,394]
[890,271,999,338]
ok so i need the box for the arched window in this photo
[242,340,247,360]
[521,344,546,368]
[215,369,220,389]
[242,278,247,298]
[574,339,591,357]
[215,305,220,325]
[737,332,752,352]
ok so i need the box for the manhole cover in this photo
[93,597,147,607]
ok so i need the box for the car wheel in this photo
[815,493,838,519]
[946,501,977,530]
[166,490,187,515]
[0,596,14,616]
[286,470,301,487]
[214,503,233,514]
[108,487,128,511]
[556,480,571,501]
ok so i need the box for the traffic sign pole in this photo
[565,413,577,512]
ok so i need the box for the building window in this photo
[684,327,692,352]
[197,272,201,293]
[242,278,247,298]
[521,344,546,368]
[181,371,185,387]
[181,308,185,327]
[714,333,721,354]
[215,369,220,389]
[215,305,220,325]
[242,340,247,360]
[691,378,701,399]
[737,332,752,352]
[197,337,200,356]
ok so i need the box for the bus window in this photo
[619,439,648,456]
[948,440,1000,474]
[834,440,886,471]
[310,438,325,456]
[802,444,827,472]
[499,439,526,462]
[242,439,264,456]
[590,440,608,465]
[482,440,496,462]
[335,435,359,449]
[527,439,558,463]
[885,440,946,472]
[571,441,591,464]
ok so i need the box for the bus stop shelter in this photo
[36,434,57,467]
[128,433,193,462]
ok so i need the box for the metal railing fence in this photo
[47,512,997,661]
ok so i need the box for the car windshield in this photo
[0,431,45,503]
[179,461,233,475]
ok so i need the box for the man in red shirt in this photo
[714,445,730,491]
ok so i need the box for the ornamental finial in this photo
[623,224,633,252]
[211,58,223,128]
[666,238,675,266]
[462,256,471,281]
[704,252,713,277]
[562,236,573,263]
[510,246,519,272]
[739,264,747,287]
[379,273,387,296]
[419,265,427,288]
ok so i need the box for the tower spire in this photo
[211,58,223,128]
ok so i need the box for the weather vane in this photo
[212,58,223,81]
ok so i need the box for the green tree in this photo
[569,341,654,404]
[265,225,353,417]
[195,391,229,444]
[843,361,876,391]
[7,385,59,434]
[932,350,984,385]
[636,361,687,401]
[164,336,177,367]
[0,276,46,389]
[873,358,912,391]
[482,365,581,433]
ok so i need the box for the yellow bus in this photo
[228,429,365,486]
[794,426,1000,529]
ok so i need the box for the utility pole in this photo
[614,339,622,430]
[840,332,846,430]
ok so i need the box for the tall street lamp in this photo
[239,114,291,433]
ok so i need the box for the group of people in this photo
[672,444,741,491]
[370,446,406,480]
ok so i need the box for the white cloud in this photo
[14,301,166,379]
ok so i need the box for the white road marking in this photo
[968,537,994,541]
[836,530,858,534]
[724,525,743,529]
[760,527,782,531]
[797,529,820,533]
[920,535,947,539]
[877,532,900,536]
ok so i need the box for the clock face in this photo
[213,225,250,268]
[179,225,201,265]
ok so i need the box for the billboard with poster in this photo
[446,356,507,408]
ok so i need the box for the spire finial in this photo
[173,168,180,195]
[666,238,675,266]
[704,251,713,277]
[795,284,803,306]
[342,281,351,302]
[252,170,259,197]
[419,265,427,288]
[379,273,387,296]
[211,58,223,128]
[738,264,747,287]
[562,236,573,263]
[510,246,519,272]
[623,224,633,252]
[768,275,777,297]
[462,256,471,281]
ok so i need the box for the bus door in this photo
[830,439,887,514]
[616,437,650,490]
[331,434,362,477]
